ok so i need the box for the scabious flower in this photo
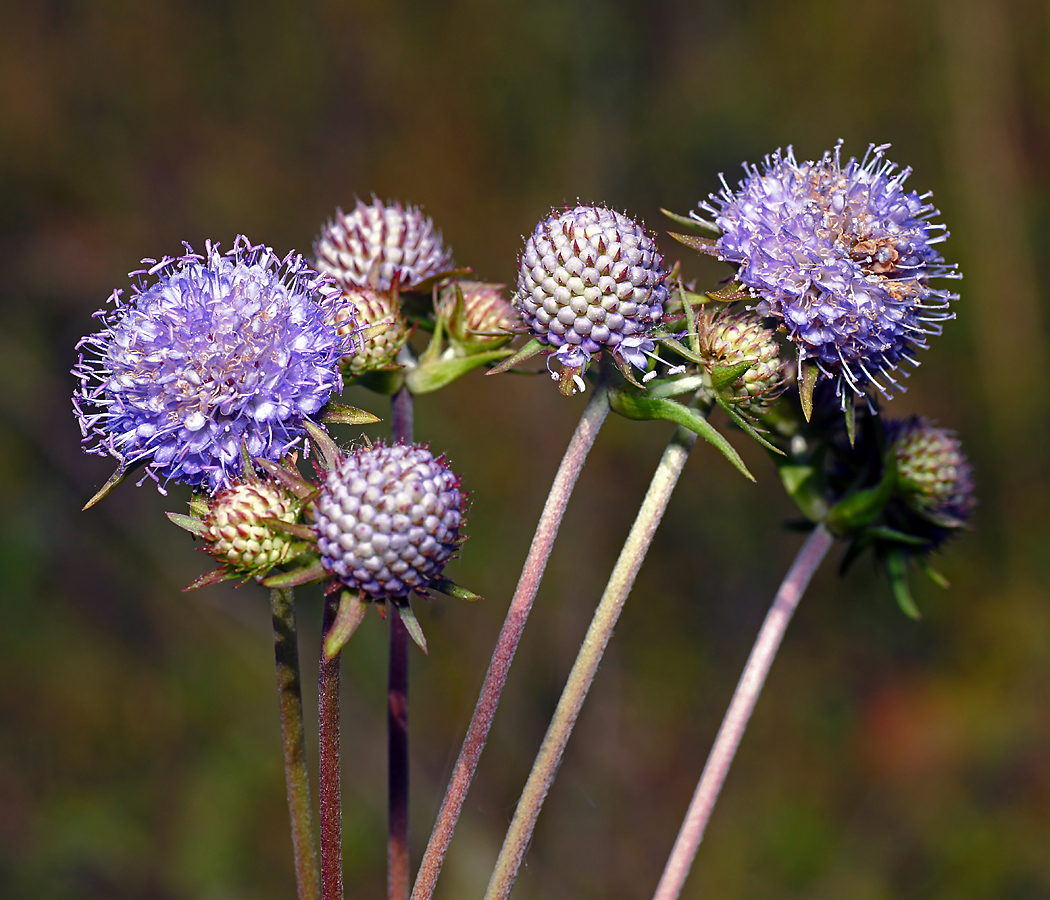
[887,416,975,531]
[699,142,959,402]
[73,237,352,494]
[313,442,465,599]
[438,281,520,353]
[315,198,454,292]
[515,205,669,389]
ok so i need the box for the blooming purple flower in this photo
[699,142,959,401]
[73,237,354,493]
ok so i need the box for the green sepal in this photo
[189,493,209,520]
[258,517,316,541]
[884,549,922,619]
[826,459,895,534]
[918,556,951,589]
[844,390,857,447]
[322,403,382,426]
[608,352,646,391]
[353,368,407,395]
[660,208,719,235]
[679,281,703,356]
[183,567,238,592]
[303,421,342,473]
[323,590,370,659]
[799,359,820,422]
[166,511,209,538]
[865,526,929,547]
[262,558,327,588]
[487,337,545,376]
[609,390,755,482]
[776,463,829,522]
[705,282,750,303]
[83,464,136,510]
[646,373,706,399]
[709,358,757,390]
[668,232,718,254]
[714,394,783,455]
[254,458,317,500]
[394,599,428,653]
[406,348,516,394]
[429,577,482,602]
[661,336,703,365]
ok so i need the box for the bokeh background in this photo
[2,1,1049,898]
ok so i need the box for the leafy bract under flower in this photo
[700,142,959,402]
[73,236,353,493]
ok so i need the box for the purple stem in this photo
[389,385,414,900]
[651,524,835,900]
[411,384,611,900]
[319,592,343,900]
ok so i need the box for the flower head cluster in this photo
[313,442,465,599]
[73,237,352,493]
[439,281,520,353]
[888,417,975,530]
[516,205,668,381]
[315,198,454,292]
[331,285,411,376]
[700,142,958,402]
[699,309,788,413]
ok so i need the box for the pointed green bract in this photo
[609,390,755,482]
[709,358,757,390]
[776,463,828,522]
[303,421,342,473]
[323,590,370,659]
[83,465,136,510]
[394,600,428,653]
[799,359,820,421]
[166,511,210,538]
[885,549,922,619]
[262,558,327,588]
[254,458,317,500]
[322,403,382,426]
[487,337,546,376]
[406,348,515,394]
[668,232,717,254]
[660,208,718,234]
[430,577,482,602]
[844,391,857,447]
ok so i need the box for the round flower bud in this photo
[515,205,668,373]
[313,443,465,599]
[439,281,520,352]
[888,417,975,525]
[202,476,303,573]
[315,198,454,292]
[701,143,958,400]
[700,310,787,413]
[332,286,411,376]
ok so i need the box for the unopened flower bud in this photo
[888,417,975,525]
[700,309,787,413]
[332,286,411,375]
[202,476,303,573]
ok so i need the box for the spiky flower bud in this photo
[314,443,465,599]
[699,310,787,412]
[332,286,411,375]
[201,476,303,573]
[700,143,958,401]
[888,417,975,526]
[315,198,454,292]
[516,205,668,378]
[439,281,520,352]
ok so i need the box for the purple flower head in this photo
[700,142,959,402]
[515,205,669,389]
[73,237,354,494]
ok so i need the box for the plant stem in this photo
[651,523,835,900]
[389,385,414,900]
[319,592,343,900]
[271,586,321,900]
[485,422,699,900]
[411,383,611,900]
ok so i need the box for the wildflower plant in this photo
[72,144,975,900]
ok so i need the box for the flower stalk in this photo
[411,382,611,900]
[651,524,835,900]
[271,586,321,900]
[484,421,699,900]
[319,592,344,900]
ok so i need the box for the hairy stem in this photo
[651,524,835,900]
[271,586,321,900]
[411,384,611,900]
[319,593,343,900]
[485,423,699,900]
[389,385,414,900]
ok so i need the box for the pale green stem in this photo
[271,586,322,900]
[411,383,611,900]
[484,423,699,900]
[651,524,835,900]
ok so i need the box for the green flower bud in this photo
[333,286,411,376]
[202,475,303,574]
[700,309,787,412]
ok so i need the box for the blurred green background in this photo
[2,0,1049,898]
